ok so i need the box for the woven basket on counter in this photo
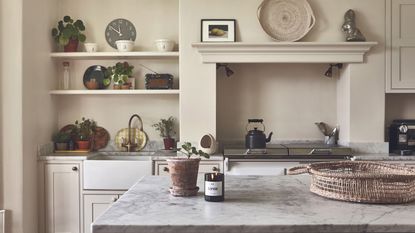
[288,161,415,204]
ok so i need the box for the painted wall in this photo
[180,0,386,144]
[0,0,24,232]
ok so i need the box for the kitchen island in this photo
[92,176,415,233]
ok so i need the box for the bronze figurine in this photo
[342,9,366,42]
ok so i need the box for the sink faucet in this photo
[122,114,142,152]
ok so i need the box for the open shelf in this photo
[50,51,179,60]
[49,89,180,95]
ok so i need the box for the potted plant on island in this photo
[167,142,209,197]
[152,116,176,150]
[107,62,134,89]
[51,16,86,52]
[52,131,71,151]
[74,117,97,150]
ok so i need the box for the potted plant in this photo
[52,131,71,151]
[167,142,209,197]
[152,116,176,150]
[107,62,134,89]
[74,117,97,150]
[51,16,86,52]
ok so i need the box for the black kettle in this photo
[245,119,273,149]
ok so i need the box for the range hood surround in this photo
[187,41,380,149]
[192,42,377,64]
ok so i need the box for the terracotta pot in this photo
[55,142,68,151]
[121,83,131,89]
[113,84,121,89]
[76,140,90,150]
[64,38,79,52]
[163,138,176,150]
[167,158,200,196]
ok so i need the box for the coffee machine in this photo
[389,120,415,155]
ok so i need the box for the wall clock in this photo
[105,18,137,49]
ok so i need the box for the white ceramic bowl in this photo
[115,40,134,52]
[84,43,98,52]
[155,39,175,52]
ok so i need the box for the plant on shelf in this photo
[152,116,176,150]
[166,142,209,197]
[74,117,97,150]
[51,15,86,52]
[106,62,134,89]
[52,131,71,151]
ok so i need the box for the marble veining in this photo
[92,176,415,233]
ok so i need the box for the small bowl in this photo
[155,39,175,52]
[116,40,134,52]
[84,43,98,52]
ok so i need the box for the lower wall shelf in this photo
[49,90,180,95]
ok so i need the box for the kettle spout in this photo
[266,132,273,143]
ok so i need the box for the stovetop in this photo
[223,144,352,160]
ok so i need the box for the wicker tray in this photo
[288,161,415,204]
[257,0,315,41]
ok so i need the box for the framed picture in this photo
[201,19,236,42]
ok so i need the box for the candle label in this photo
[205,181,222,196]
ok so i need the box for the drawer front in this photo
[156,162,222,176]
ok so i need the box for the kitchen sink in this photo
[84,152,153,190]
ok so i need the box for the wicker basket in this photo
[288,161,415,204]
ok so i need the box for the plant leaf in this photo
[51,28,58,37]
[78,33,86,42]
[63,16,71,23]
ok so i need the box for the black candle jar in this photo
[204,172,224,202]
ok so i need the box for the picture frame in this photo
[201,19,236,42]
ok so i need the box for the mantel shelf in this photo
[192,42,378,63]
[50,51,179,60]
[50,89,180,95]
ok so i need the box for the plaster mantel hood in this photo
[192,42,377,64]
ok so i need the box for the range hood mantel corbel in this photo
[192,42,377,64]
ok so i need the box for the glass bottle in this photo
[204,172,225,202]
[62,62,70,90]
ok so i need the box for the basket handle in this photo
[287,165,310,175]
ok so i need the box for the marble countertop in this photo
[92,176,415,233]
[353,153,415,161]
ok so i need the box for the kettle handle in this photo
[248,119,263,123]
[246,119,265,132]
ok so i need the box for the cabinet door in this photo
[83,194,119,233]
[45,163,80,233]
[391,0,415,89]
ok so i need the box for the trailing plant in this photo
[51,16,86,46]
[52,131,71,143]
[179,142,209,159]
[74,117,97,141]
[152,116,175,138]
[106,62,134,86]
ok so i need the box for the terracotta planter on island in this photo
[167,158,200,196]
[163,138,176,150]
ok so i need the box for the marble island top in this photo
[92,176,415,233]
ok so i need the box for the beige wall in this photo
[0,0,24,232]
[181,0,386,144]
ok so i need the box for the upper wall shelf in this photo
[192,42,378,64]
[49,89,180,95]
[50,51,179,60]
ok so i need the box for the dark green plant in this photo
[52,131,71,143]
[51,16,86,46]
[106,62,134,86]
[179,142,209,159]
[152,116,175,138]
[74,117,97,141]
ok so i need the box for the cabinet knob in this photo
[72,166,78,171]
[212,167,219,172]
[112,197,118,202]
[163,167,169,172]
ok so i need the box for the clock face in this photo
[105,18,137,49]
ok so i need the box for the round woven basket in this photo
[257,0,315,42]
[288,161,415,204]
